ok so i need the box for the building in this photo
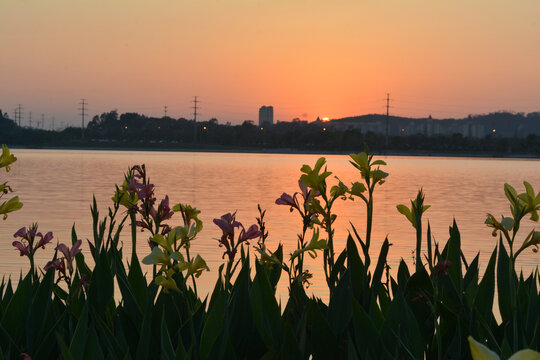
[258,106,274,127]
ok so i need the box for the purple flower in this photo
[214,212,260,262]
[36,231,54,249]
[276,180,319,226]
[13,227,28,239]
[157,195,174,221]
[56,240,82,272]
[13,227,36,241]
[12,225,53,256]
[238,224,261,244]
[44,258,64,273]
[213,212,241,235]
[275,192,297,209]
[12,241,30,256]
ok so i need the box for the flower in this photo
[176,254,209,278]
[276,180,318,227]
[468,336,540,360]
[157,195,174,221]
[12,240,30,256]
[0,145,17,172]
[142,246,183,266]
[290,228,328,260]
[214,212,260,262]
[238,224,261,244]
[0,195,23,220]
[12,225,53,256]
[36,231,54,249]
[44,258,65,273]
[55,240,82,272]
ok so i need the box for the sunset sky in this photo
[1,0,540,127]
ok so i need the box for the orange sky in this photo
[1,0,540,127]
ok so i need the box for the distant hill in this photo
[328,111,540,138]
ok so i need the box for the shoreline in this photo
[8,144,540,160]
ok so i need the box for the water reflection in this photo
[2,149,539,300]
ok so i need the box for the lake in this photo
[2,149,539,299]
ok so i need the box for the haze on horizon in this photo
[1,0,540,127]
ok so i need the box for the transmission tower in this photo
[79,98,87,137]
[15,104,23,127]
[52,116,55,131]
[163,105,168,117]
[29,112,32,128]
[385,93,391,147]
[41,113,45,129]
[192,96,200,144]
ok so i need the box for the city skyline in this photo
[1,1,540,126]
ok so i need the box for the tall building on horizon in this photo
[258,106,273,127]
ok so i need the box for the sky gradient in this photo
[1,0,540,127]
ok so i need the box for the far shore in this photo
[8,144,540,160]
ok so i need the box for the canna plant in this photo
[297,157,348,290]
[485,182,540,261]
[12,224,54,274]
[0,148,538,359]
[0,145,23,220]
[347,149,388,268]
[275,180,323,287]
[213,211,261,289]
[397,189,430,271]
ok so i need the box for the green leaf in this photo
[56,332,75,360]
[128,251,148,313]
[371,238,390,301]
[327,271,353,336]
[446,220,463,289]
[1,272,32,340]
[307,300,339,359]
[250,262,282,351]
[69,302,89,358]
[200,285,227,360]
[160,309,176,360]
[497,237,512,322]
[397,204,414,226]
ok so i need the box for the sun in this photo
[322,117,330,122]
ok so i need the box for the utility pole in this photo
[79,98,87,137]
[163,105,168,118]
[192,96,199,144]
[385,93,390,147]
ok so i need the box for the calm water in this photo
[2,149,539,299]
